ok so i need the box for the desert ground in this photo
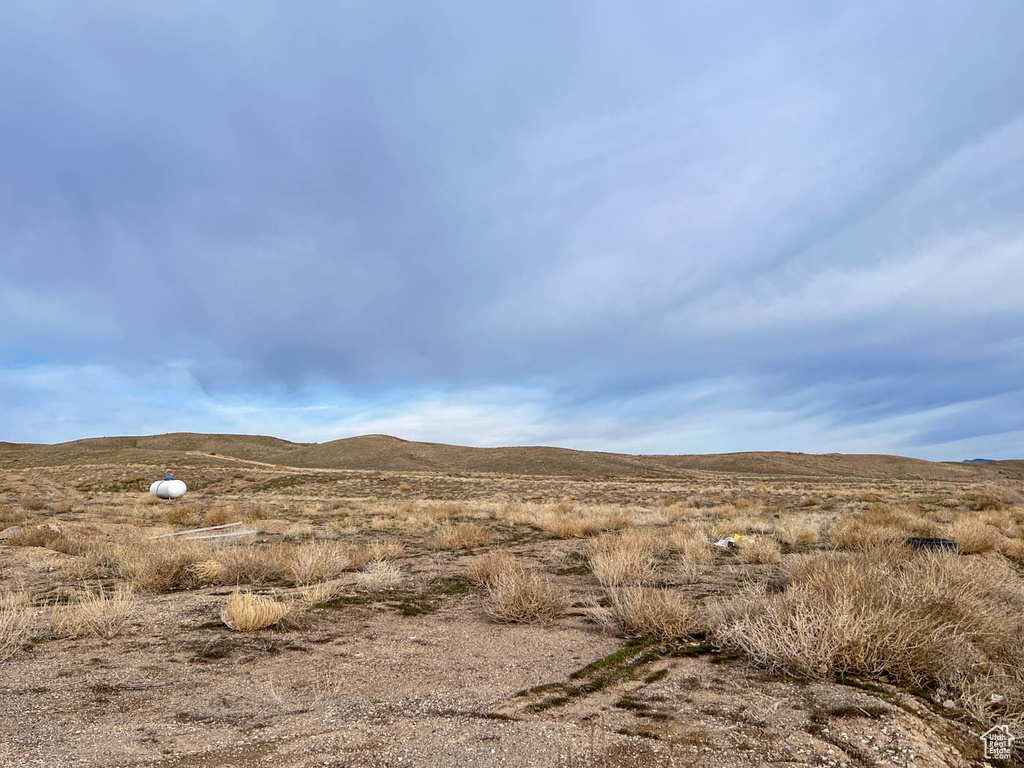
[2,434,1024,767]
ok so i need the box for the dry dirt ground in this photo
[2,447,1023,767]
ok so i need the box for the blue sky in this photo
[1,2,1022,460]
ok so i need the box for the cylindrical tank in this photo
[150,475,187,499]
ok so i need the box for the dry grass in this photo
[51,586,136,639]
[431,522,492,550]
[365,538,405,562]
[197,544,285,586]
[962,487,1022,511]
[423,502,462,521]
[533,513,587,538]
[485,565,566,624]
[466,549,520,587]
[296,580,343,608]
[355,560,403,590]
[188,539,399,588]
[776,521,819,548]
[671,536,712,585]
[282,541,351,585]
[7,452,1024,735]
[711,549,1024,726]
[826,514,898,550]
[531,504,630,539]
[499,502,535,526]
[64,541,121,580]
[594,587,700,640]
[5,524,66,550]
[587,529,659,586]
[220,588,292,632]
[1001,537,1024,564]
[0,592,31,662]
[736,536,782,564]
[201,506,239,528]
[951,516,1003,554]
[120,539,204,592]
[161,503,201,528]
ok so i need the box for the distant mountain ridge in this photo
[2,432,1022,481]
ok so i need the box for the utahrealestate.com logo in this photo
[980,725,1016,760]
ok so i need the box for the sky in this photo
[1,1,1022,460]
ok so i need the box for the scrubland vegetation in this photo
[2,454,1024,765]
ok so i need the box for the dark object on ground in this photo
[905,537,958,552]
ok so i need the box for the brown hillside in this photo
[0,432,1021,481]
[278,435,665,476]
[0,433,307,468]
[647,451,1018,481]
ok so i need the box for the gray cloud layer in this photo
[1,1,1022,457]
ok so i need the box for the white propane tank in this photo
[151,475,187,499]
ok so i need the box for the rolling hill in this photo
[1,432,1022,481]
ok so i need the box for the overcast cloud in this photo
[1,1,1022,459]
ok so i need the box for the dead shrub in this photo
[221,588,292,632]
[864,503,920,531]
[365,538,405,562]
[296,580,343,608]
[1002,538,1024,565]
[161,503,201,528]
[0,506,27,528]
[431,522,492,550]
[355,560,403,591]
[6,525,65,550]
[22,498,47,512]
[499,502,534,526]
[667,530,713,583]
[425,502,464,521]
[793,526,818,547]
[466,549,520,587]
[587,531,657,586]
[0,593,30,662]
[776,521,819,548]
[599,587,700,639]
[241,503,268,521]
[827,504,940,550]
[533,506,630,539]
[51,586,136,639]
[190,559,225,584]
[65,543,120,580]
[485,567,566,624]
[534,513,585,538]
[826,514,899,550]
[280,541,350,585]
[711,550,1024,726]
[980,509,1019,539]
[120,540,203,592]
[198,544,286,586]
[963,487,1023,511]
[952,517,1003,554]
[736,537,782,565]
[202,506,239,528]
